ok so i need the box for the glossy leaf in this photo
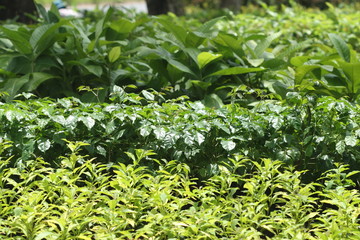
[197,52,222,69]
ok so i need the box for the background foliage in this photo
[1,3,360,238]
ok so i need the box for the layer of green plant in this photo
[0,89,359,183]
[1,4,360,104]
[1,139,359,239]
[34,0,128,6]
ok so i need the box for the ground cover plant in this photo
[1,2,360,238]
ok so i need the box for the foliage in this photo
[1,4,360,104]
[1,140,359,239]
[1,4,360,237]
[0,90,359,183]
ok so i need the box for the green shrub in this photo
[1,141,359,239]
[0,89,359,182]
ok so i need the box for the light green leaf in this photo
[243,182,254,195]
[290,56,311,67]
[35,232,56,240]
[108,46,121,63]
[154,127,166,140]
[211,67,265,76]
[197,52,222,69]
[247,58,264,67]
[110,18,137,34]
[295,65,320,85]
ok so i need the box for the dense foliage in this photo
[0,91,360,183]
[1,141,360,239]
[1,3,360,238]
[1,4,360,103]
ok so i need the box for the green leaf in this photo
[30,22,62,58]
[141,90,155,101]
[23,73,57,91]
[336,140,345,154]
[1,75,29,101]
[0,26,32,55]
[195,132,205,145]
[197,52,222,69]
[194,16,225,38]
[108,47,121,63]
[329,33,350,62]
[254,32,281,58]
[295,65,320,85]
[37,139,51,153]
[110,18,137,34]
[68,60,103,77]
[338,62,360,94]
[185,32,205,48]
[345,136,357,147]
[81,116,95,130]
[168,59,196,76]
[213,33,244,57]
[247,58,264,67]
[90,7,114,52]
[156,17,187,46]
[211,67,265,76]
[203,94,223,108]
[290,56,311,67]
[221,139,236,151]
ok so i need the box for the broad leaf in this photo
[295,65,320,85]
[221,139,236,151]
[329,33,350,62]
[1,75,29,101]
[30,22,63,58]
[197,52,222,69]
[168,59,196,76]
[0,27,32,55]
[23,72,57,91]
[338,61,360,94]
